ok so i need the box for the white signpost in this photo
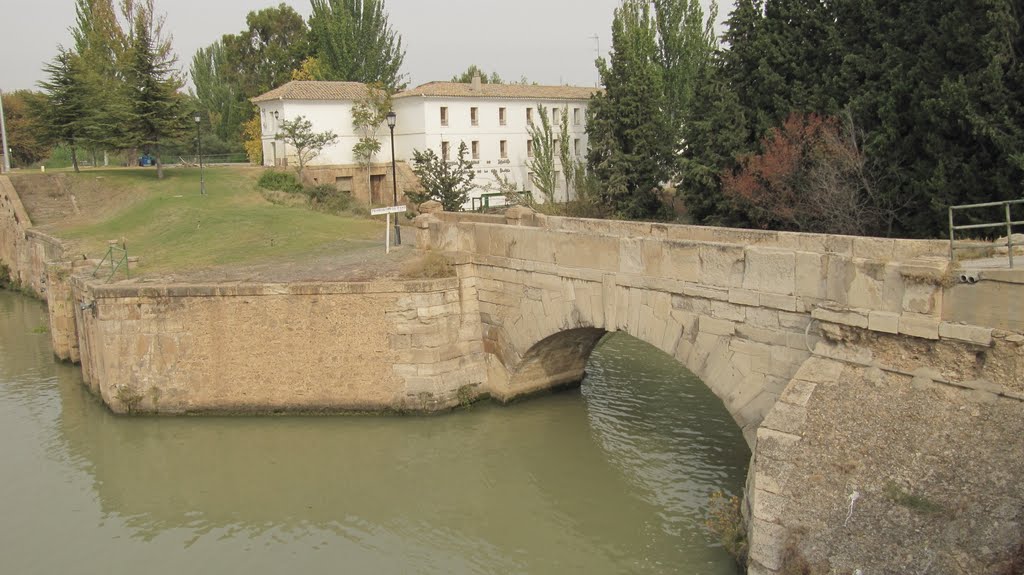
[370,205,408,254]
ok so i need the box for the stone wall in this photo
[414,209,1016,445]
[70,277,487,414]
[418,207,1024,575]
[0,175,64,297]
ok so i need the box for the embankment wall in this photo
[61,277,487,414]
[0,175,64,297]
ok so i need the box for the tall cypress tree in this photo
[587,0,674,219]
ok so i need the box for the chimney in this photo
[471,74,482,92]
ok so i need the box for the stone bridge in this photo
[413,205,1024,574]
[414,205,1021,440]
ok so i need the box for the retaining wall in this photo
[0,175,64,296]
[65,277,487,414]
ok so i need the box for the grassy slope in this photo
[56,167,380,276]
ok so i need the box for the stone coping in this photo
[432,211,950,260]
[79,276,461,300]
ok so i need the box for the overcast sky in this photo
[3,0,729,93]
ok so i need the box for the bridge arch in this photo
[477,274,810,446]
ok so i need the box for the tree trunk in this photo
[71,146,80,173]
[156,142,164,180]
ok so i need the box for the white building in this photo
[252,78,597,208]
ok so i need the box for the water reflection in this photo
[0,291,747,574]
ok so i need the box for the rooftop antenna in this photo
[589,34,601,87]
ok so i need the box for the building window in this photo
[526,107,533,125]
[472,140,480,160]
[499,107,506,126]
[553,138,560,152]
[574,138,581,156]
[527,139,534,157]
[440,107,449,126]
[573,108,581,125]
[527,172,534,191]
[471,107,479,126]
[552,108,559,125]
[500,140,508,159]
[442,141,450,161]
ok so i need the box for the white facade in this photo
[254,80,596,208]
[258,100,365,168]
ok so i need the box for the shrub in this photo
[401,252,454,279]
[0,262,9,288]
[257,170,303,194]
[306,184,354,214]
[706,491,748,567]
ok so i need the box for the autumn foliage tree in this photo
[723,112,896,236]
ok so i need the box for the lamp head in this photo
[193,113,201,124]
[386,111,396,129]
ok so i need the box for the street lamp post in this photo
[386,110,400,246]
[194,113,206,196]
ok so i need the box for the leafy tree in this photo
[190,41,245,147]
[722,111,909,236]
[70,0,131,156]
[1,91,49,166]
[276,115,338,176]
[451,65,502,84]
[587,0,673,219]
[241,114,263,164]
[121,0,187,179]
[309,0,406,90]
[351,83,392,200]
[527,104,558,203]
[409,142,474,211]
[191,4,309,152]
[653,0,718,143]
[557,105,578,199]
[36,49,90,172]
[220,4,310,98]
[291,56,325,81]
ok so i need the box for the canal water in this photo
[0,290,749,574]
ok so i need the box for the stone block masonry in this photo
[70,277,488,415]
[0,176,65,297]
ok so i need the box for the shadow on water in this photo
[0,291,748,574]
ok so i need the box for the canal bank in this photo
[0,289,750,574]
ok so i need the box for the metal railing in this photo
[93,243,129,282]
[471,191,534,212]
[949,199,1024,268]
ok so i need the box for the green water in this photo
[0,290,749,574]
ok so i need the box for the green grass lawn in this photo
[56,166,381,275]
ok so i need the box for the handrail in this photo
[949,198,1023,268]
[92,243,129,282]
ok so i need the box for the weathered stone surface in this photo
[744,247,796,295]
[899,313,941,340]
[868,310,900,334]
[812,305,869,329]
[939,321,993,346]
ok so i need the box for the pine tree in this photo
[36,49,90,172]
[840,0,1024,237]
[309,0,406,90]
[587,0,674,219]
[122,2,187,179]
